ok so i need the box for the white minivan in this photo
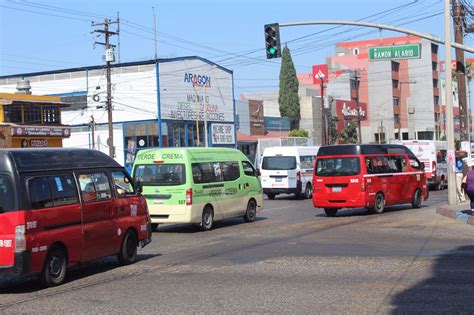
[260,146,319,199]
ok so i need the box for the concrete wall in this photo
[235,99,250,134]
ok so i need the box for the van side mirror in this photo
[136,180,143,194]
[420,162,425,170]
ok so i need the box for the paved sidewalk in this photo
[436,201,474,225]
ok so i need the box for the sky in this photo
[0,0,471,97]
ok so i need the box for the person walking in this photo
[455,151,467,203]
[462,165,474,211]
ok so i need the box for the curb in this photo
[436,206,474,225]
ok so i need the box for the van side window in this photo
[387,156,406,173]
[78,173,112,203]
[408,155,422,169]
[300,156,315,170]
[0,175,14,212]
[112,170,135,197]
[49,175,79,206]
[28,177,54,209]
[221,162,240,181]
[192,163,223,184]
[242,161,256,177]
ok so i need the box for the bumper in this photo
[0,251,30,276]
[263,182,302,195]
[313,195,367,209]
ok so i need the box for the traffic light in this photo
[264,23,281,59]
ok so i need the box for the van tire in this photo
[118,230,138,265]
[41,246,67,287]
[243,199,257,223]
[200,206,214,231]
[412,189,422,208]
[370,193,385,214]
[151,223,159,231]
[324,208,338,217]
[266,194,276,200]
[304,184,313,199]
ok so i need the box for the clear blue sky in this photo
[0,0,469,96]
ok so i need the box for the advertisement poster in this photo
[211,123,235,145]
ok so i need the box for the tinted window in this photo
[192,163,223,184]
[49,175,79,206]
[365,156,406,174]
[262,156,297,170]
[112,170,135,197]
[0,175,15,213]
[28,177,53,209]
[316,157,360,176]
[300,156,315,170]
[78,173,112,203]
[242,161,256,177]
[134,164,186,186]
[221,162,240,181]
[408,155,422,169]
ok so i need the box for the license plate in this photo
[275,178,282,182]
[332,186,342,192]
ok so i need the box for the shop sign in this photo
[336,100,367,120]
[30,139,48,147]
[11,126,71,138]
[211,123,235,145]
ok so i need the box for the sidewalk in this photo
[436,201,474,225]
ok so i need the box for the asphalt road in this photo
[1,190,474,314]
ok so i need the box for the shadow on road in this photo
[156,216,268,233]
[315,204,429,218]
[0,253,159,293]
[392,245,474,313]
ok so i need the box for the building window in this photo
[434,96,439,105]
[24,106,42,124]
[431,43,438,54]
[393,97,400,106]
[353,48,359,55]
[417,131,434,140]
[374,133,386,144]
[433,79,438,88]
[391,61,400,72]
[394,114,400,124]
[392,79,399,89]
[4,105,22,123]
[432,61,438,71]
[42,106,60,124]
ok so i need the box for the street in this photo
[1,189,473,314]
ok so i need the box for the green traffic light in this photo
[269,47,276,55]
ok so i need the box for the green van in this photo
[132,148,263,231]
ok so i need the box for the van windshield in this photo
[0,175,15,213]
[316,157,361,176]
[262,156,296,170]
[133,164,186,186]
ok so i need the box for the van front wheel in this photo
[243,199,257,223]
[41,246,67,287]
[118,230,138,265]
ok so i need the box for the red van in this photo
[313,144,428,217]
[0,149,151,286]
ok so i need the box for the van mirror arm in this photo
[136,180,143,194]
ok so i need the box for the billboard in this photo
[312,64,328,84]
[336,100,368,121]
[211,123,235,144]
[159,59,234,122]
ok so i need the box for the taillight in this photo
[296,171,301,182]
[186,188,193,206]
[15,225,26,253]
[432,161,436,175]
[361,182,366,192]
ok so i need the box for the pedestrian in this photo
[462,165,474,211]
[455,151,467,203]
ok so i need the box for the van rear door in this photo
[314,156,364,205]
[261,156,297,189]
[0,175,19,268]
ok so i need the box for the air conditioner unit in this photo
[408,108,415,114]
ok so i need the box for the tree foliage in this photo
[340,121,359,144]
[279,46,300,130]
[328,116,340,144]
[288,129,309,138]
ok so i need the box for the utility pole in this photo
[90,115,96,149]
[92,19,119,158]
[319,75,327,145]
[453,0,469,141]
[351,70,362,144]
[152,7,158,60]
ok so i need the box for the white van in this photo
[398,140,448,190]
[260,146,319,199]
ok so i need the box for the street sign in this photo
[368,44,421,61]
